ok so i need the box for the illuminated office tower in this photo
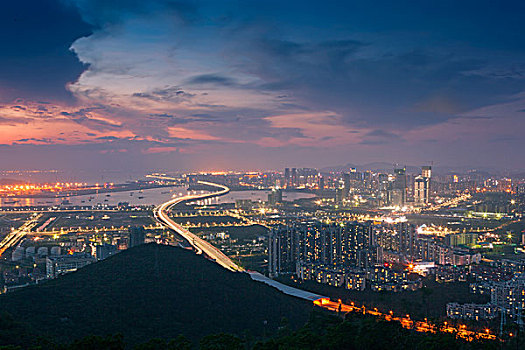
[414,175,429,204]
[343,173,351,197]
[392,167,407,206]
[268,188,282,206]
[284,168,290,188]
[422,165,432,179]
[421,165,432,202]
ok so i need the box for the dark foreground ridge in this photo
[0,244,514,349]
[0,243,312,346]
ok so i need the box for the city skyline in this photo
[2,1,525,173]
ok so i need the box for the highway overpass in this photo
[154,181,244,272]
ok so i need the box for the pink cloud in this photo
[167,127,220,141]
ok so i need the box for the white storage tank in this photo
[50,246,61,256]
[37,246,48,257]
[11,246,25,261]
[25,246,36,258]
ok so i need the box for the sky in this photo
[1,0,525,173]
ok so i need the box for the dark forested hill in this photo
[0,243,313,346]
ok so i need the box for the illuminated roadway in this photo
[314,298,497,341]
[154,181,244,272]
[152,178,500,342]
[0,213,42,256]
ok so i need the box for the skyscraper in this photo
[268,188,282,206]
[269,221,379,276]
[343,173,351,198]
[392,167,407,206]
[291,168,297,188]
[284,168,290,188]
[422,165,432,179]
[420,165,432,203]
[414,175,429,204]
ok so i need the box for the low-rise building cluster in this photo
[449,272,525,322]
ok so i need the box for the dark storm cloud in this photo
[359,129,402,145]
[15,138,54,144]
[256,38,365,63]
[132,87,195,102]
[186,74,239,87]
[147,113,218,125]
[0,0,92,102]
[147,113,192,126]
[67,0,198,26]
[239,37,521,128]
[149,113,175,119]
[2,0,525,171]
[60,107,122,131]
[95,136,120,141]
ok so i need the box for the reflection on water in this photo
[192,191,316,206]
[0,187,315,207]
[0,186,186,207]
[215,191,315,204]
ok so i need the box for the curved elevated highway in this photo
[154,181,244,272]
[153,179,499,341]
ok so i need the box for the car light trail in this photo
[154,181,244,272]
[0,213,43,256]
[313,298,497,342]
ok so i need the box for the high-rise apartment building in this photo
[268,221,378,276]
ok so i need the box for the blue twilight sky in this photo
[0,0,524,173]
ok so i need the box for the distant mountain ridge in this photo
[319,163,525,176]
[320,162,423,174]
